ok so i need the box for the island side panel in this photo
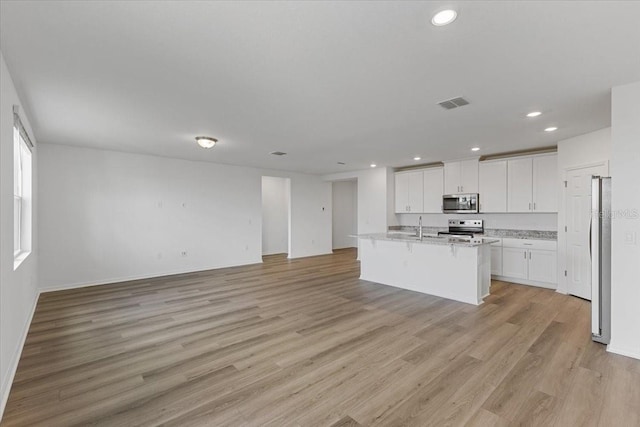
[358,238,484,305]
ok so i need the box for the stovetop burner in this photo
[439,219,484,237]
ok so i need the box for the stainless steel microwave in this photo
[442,193,479,214]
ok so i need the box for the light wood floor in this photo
[3,248,640,426]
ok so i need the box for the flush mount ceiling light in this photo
[544,127,558,132]
[431,9,457,26]
[414,156,422,161]
[471,147,480,152]
[526,111,542,118]
[195,136,217,148]
[370,163,377,168]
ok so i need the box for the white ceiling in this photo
[1,1,639,174]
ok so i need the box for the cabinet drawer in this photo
[502,238,557,251]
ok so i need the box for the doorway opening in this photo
[332,180,358,251]
[261,176,291,258]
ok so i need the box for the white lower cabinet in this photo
[495,238,557,287]
[490,246,503,276]
[528,249,557,283]
[502,247,528,279]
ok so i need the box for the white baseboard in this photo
[607,344,640,360]
[492,275,557,290]
[38,259,264,294]
[0,291,40,421]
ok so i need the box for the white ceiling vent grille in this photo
[438,97,470,110]
[270,151,287,156]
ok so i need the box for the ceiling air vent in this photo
[270,151,287,156]
[438,97,470,110]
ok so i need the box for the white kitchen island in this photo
[356,233,498,305]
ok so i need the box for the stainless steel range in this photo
[437,219,484,239]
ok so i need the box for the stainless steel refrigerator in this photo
[591,176,611,345]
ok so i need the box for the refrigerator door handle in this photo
[589,217,593,262]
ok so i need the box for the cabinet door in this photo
[502,247,528,279]
[479,160,507,212]
[460,159,479,193]
[507,157,533,212]
[528,249,557,284]
[423,167,444,213]
[533,155,558,212]
[490,246,503,276]
[395,172,409,213]
[444,162,461,194]
[406,171,424,213]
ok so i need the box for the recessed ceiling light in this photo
[414,156,422,161]
[526,111,542,118]
[195,136,217,148]
[471,147,480,152]
[370,163,377,168]
[431,9,457,26]
[544,127,558,132]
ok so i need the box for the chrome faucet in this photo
[418,216,423,241]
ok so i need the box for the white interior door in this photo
[565,164,607,300]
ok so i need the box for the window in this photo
[13,110,33,270]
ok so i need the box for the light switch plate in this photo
[624,231,637,245]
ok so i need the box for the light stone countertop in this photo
[387,226,557,241]
[353,233,500,247]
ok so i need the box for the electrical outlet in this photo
[625,231,637,245]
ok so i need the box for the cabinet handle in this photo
[524,251,527,259]
[533,202,536,210]
[461,186,463,192]
[529,251,532,259]
[529,202,532,211]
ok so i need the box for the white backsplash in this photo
[397,213,557,231]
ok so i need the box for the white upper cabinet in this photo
[507,157,534,212]
[444,159,479,194]
[422,167,444,213]
[395,170,423,213]
[507,154,558,213]
[532,155,558,212]
[444,162,461,194]
[479,160,507,212]
[395,172,409,213]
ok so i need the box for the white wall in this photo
[38,144,332,290]
[0,52,39,419]
[610,81,640,360]
[261,176,289,255]
[324,167,394,235]
[396,213,557,231]
[332,180,357,249]
[287,173,332,258]
[556,128,611,293]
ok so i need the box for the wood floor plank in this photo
[2,248,640,426]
